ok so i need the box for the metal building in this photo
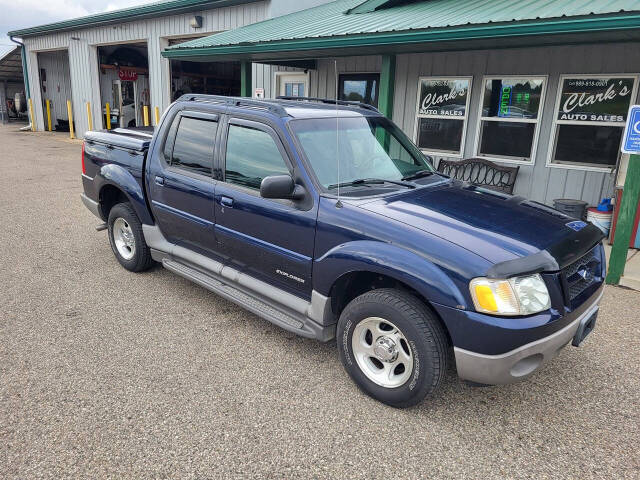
[8,0,330,137]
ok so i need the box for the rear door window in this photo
[169,116,218,176]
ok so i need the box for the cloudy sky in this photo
[0,0,156,57]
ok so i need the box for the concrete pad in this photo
[620,249,640,291]
[603,244,640,291]
[603,243,637,264]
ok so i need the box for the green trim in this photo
[240,61,252,97]
[163,13,640,59]
[20,46,30,99]
[8,0,259,37]
[606,155,640,285]
[378,54,394,119]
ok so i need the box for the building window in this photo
[548,75,638,170]
[284,82,305,97]
[475,77,546,164]
[339,73,379,107]
[414,77,472,156]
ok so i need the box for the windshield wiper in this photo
[402,170,436,181]
[328,178,416,190]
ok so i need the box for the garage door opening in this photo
[37,49,72,131]
[168,37,240,100]
[97,42,150,128]
[170,60,240,100]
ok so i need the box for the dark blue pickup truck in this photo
[81,95,605,407]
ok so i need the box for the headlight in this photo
[469,274,551,316]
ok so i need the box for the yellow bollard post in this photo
[67,100,75,139]
[46,100,52,132]
[154,106,160,126]
[28,98,35,131]
[143,105,149,127]
[105,103,111,130]
[86,102,93,131]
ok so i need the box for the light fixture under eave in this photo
[190,15,203,29]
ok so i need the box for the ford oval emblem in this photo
[566,220,587,231]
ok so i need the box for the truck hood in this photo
[359,181,602,266]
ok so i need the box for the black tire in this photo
[337,288,449,408]
[107,202,154,272]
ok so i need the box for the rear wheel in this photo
[337,288,448,408]
[107,202,154,272]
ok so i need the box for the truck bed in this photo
[82,127,154,224]
[84,127,153,152]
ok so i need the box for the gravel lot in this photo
[1,125,638,479]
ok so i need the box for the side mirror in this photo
[260,175,306,200]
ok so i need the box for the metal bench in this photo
[436,157,519,194]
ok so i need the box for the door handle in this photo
[220,196,234,207]
[155,176,165,186]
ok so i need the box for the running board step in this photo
[162,258,312,335]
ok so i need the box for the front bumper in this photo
[454,285,604,385]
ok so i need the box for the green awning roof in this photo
[163,0,640,59]
[8,0,261,37]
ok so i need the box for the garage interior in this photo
[168,37,240,100]
[0,47,27,123]
[36,49,72,131]
[98,42,150,128]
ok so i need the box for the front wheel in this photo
[107,202,154,272]
[337,289,449,408]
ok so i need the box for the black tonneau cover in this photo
[84,127,153,152]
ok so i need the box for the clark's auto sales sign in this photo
[558,77,634,123]
[418,79,469,117]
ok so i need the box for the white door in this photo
[277,73,308,98]
[112,80,136,128]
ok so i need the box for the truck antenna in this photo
[334,59,342,207]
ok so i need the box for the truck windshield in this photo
[289,116,434,191]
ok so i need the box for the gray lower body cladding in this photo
[81,193,102,220]
[143,224,335,341]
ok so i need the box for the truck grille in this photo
[562,247,601,302]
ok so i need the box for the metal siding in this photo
[35,50,73,128]
[253,63,311,98]
[305,55,381,99]
[22,1,268,137]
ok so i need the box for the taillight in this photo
[81,142,86,174]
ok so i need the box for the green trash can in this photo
[553,199,588,220]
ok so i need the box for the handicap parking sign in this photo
[622,105,640,154]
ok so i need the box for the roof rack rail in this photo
[176,94,289,116]
[276,96,380,113]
